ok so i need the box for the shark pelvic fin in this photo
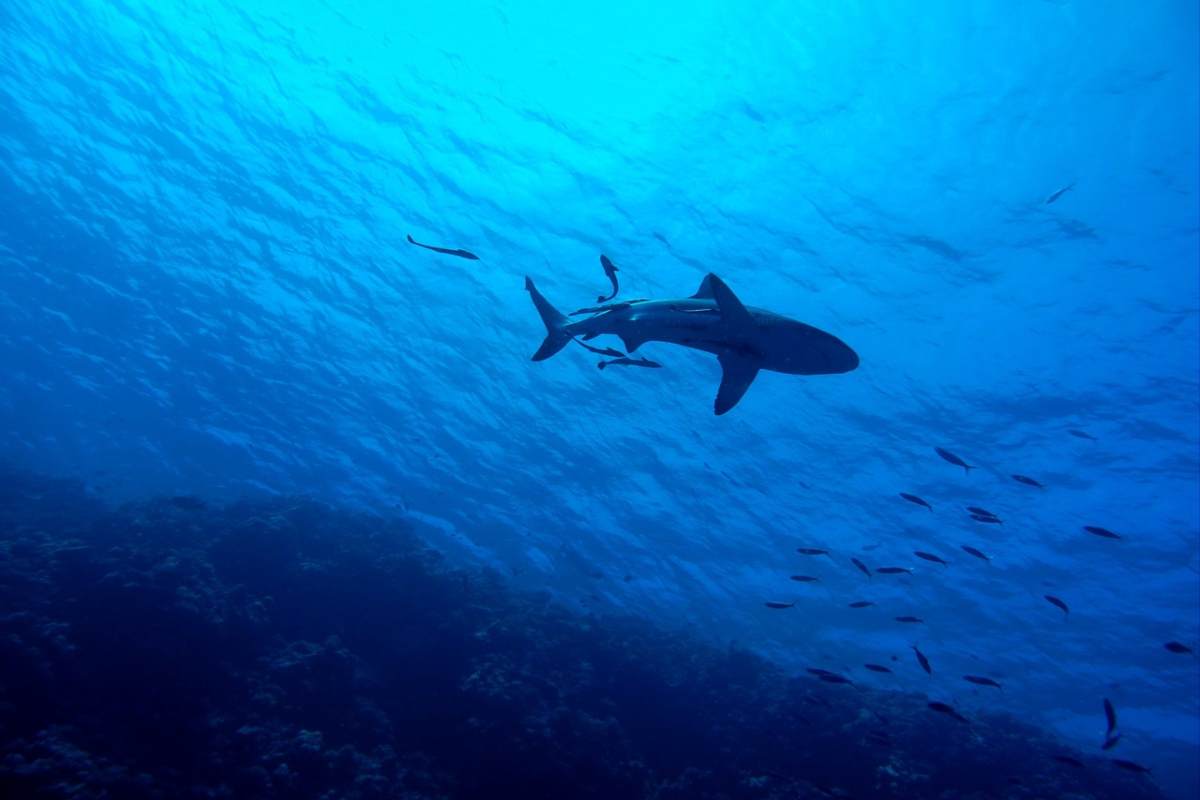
[715,352,760,415]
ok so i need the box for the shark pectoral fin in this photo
[715,353,760,415]
[707,274,754,328]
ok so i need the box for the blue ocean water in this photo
[0,1,1196,798]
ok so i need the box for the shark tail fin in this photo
[526,277,572,361]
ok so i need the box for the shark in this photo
[524,272,859,415]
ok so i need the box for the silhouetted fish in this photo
[1045,594,1070,617]
[914,551,948,567]
[851,558,872,578]
[764,601,795,609]
[899,492,932,511]
[1068,429,1097,441]
[1045,183,1075,204]
[598,356,662,370]
[963,675,1002,689]
[1011,474,1044,488]
[863,664,892,673]
[1103,698,1118,738]
[876,566,912,575]
[1102,734,1122,751]
[1110,759,1151,774]
[912,645,932,675]
[596,254,620,302]
[927,701,967,723]
[1053,755,1085,768]
[574,339,626,358]
[970,514,1003,524]
[406,233,479,260]
[790,575,820,583]
[819,673,855,686]
[797,547,830,556]
[965,506,998,518]
[960,545,990,562]
[895,616,923,624]
[1083,525,1121,540]
[848,601,875,608]
[935,447,973,473]
[806,668,837,677]
[1165,641,1194,655]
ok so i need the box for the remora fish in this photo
[597,254,620,302]
[525,273,859,415]
[406,233,479,260]
[597,356,662,370]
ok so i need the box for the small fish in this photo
[818,673,854,686]
[571,336,627,358]
[912,645,932,675]
[895,616,924,624]
[850,557,872,578]
[1164,641,1194,655]
[789,575,820,583]
[1083,525,1121,540]
[927,701,968,723]
[876,566,912,575]
[1110,759,1151,774]
[963,675,1002,690]
[1045,182,1075,204]
[935,447,973,473]
[863,664,892,673]
[965,506,998,518]
[848,600,875,608]
[1068,429,1097,441]
[1053,755,1085,769]
[598,356,662,370]
[1104,698,1118,738]
[1011,474,1044,488]
[570,301,636,316]
[797,547,830,556]
[960,545,990,562]
[806,668,837,677]
[899,492,932,511]
[970,514,1003,524]
[596,254,620,302]
[1045,594,1070,617]
[406,233,479,260]
[914,551,948,567]
[764,601,795,609]
[1102,734,1122,751]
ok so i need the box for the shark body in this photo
[525,272,858,415]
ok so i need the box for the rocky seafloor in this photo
[0,470,1165,800]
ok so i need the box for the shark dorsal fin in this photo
[690,274,717,299]
[707,274,753,327]
[715,352,760,415]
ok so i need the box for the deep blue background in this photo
[0,0,1196,795]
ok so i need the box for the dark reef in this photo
[0,470,1165,799]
